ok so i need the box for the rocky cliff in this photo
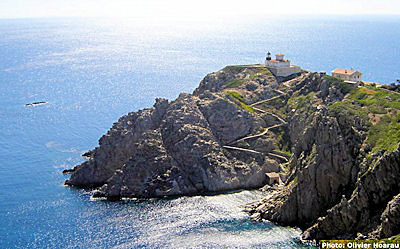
[65,65,400,239]
[242,71,400,240]
[65,66,282,198]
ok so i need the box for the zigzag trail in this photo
[249,95,284,107]
[223,88,290,163]
[231,123,286,145]
[267,152,289,162]
[222,145,262,154]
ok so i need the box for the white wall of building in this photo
[268,65,302,77]
[332,72,362,82]
[264,53,301,77]
[266,61,290,68]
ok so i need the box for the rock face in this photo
[65,65,400,240]
[379,193,400,239]
[302,145,400,240]
[244,72,400,240]
[259,110,361,227]
[66,66,282,198]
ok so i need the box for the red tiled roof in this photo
[276,53,284,56]
[332,68,359,75]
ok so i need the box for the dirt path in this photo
[250,95,284,107]
[222,145,262,154]
[232,123,286,144]
[223,88,289,158]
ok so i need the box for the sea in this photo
[0,15,399,248]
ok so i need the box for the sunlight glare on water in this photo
[1,16,399,248]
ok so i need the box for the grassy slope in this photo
[225,90,254,113]
[327,78,400,154]
[218,66,400,156]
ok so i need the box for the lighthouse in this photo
[264,52,302,77]
[266,51,271,61]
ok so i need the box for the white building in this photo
[265,52,302,77]
[266,172,281,185]
[332,68,362,82]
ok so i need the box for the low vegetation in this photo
[381,82,400,93]
[223,67,399,155]
[324,75,354,94]
[282,76,399,155]
[367,114,400,154]
[275,129,292,154]
[287,92,316,112]
[225,91,254,113]
[223,65,272,89]
[327,84,400,154]
[224,79,243,88]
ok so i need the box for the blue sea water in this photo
[0,15,399,248]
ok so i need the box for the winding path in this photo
[264,111,287,124]
[222,145,261,154]
[273,89,286,95]
[250,95,284,107]
[223,87,291,163]
[232,123,286,144]
[252,106,266,113]
[267,152,289,162]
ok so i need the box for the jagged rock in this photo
[242,69,399,240]
[62,169,75,174]
[65,98,170,188]
[193,66,278,103]
[64,65,400,240]
[302,145,400,240]
[197,96,256,144]
[251,110,362,228]
[246,82,258,91]
[379,193,400,238]
[263,158,282,173]
[65,67,283,198]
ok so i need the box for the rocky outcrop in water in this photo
[65,64,400,239]
[65,66,283,198]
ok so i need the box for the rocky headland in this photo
[64,64,400,240]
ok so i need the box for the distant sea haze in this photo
[0,16,399,248]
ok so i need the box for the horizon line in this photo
[1,13,400,20]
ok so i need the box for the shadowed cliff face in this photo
[65,65,400,240]
[301,145,400,240]
[243,71,400,240]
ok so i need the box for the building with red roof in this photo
[332,68,362,82]
[265,52,301,77]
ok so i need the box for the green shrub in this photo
[287,92,315,112]
[356,92,368,100]
[324,75,355,94]
[224,79,243,88]
[226,91,244,102]
[225,91,254,113]
[367,114,400,153]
